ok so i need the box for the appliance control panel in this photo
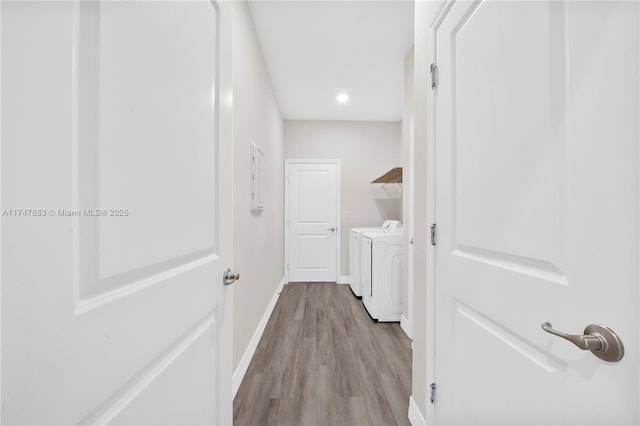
[382,220,403,231]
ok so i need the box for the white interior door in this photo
[433,1,638,424]
[286,160,339,282]
[1,1,233,424]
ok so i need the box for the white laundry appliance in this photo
[348,220,400,297]
[360,224,403,322]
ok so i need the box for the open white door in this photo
[433,1,638,424]
[1,1,233,424]
[286,160,340,282]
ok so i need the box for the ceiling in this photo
[247,1,415,121]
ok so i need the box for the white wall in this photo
[232,1,285,369]
[284,120,402,277]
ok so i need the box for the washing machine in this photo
[360,225,403,322]
[349,220,400,297]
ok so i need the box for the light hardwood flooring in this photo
[233,283,412,426]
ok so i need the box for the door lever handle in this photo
[541,322,624,362]
[327,227,336,231]
[223,268,240,285]
[541,322,603,350]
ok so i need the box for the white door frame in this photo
[404,115,416,339]
[424,1,449,422]
[284,159,341,283]
[0,3,4,414]
[424,0,640,423]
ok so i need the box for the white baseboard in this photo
[408,395,426,426]
[337,275,350,284]
[232,276,286,398]
[401,314,413,339]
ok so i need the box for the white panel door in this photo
[434,1,638,424]
[1,1,233,424]
[287,161,339,282]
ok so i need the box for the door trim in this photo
[426,1,451,423]
[405,115,415,339]
[284,159,341,283]
[0,2,3,414]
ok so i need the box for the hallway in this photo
[234,283,412,425]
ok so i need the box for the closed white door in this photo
[1,1,233,424]
[286,160,339,282]
[433,1,638,424]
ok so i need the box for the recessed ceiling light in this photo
[336,94,349,103]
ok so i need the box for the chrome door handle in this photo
[223,268,240,285]
[541,322,624,362]
[328,227,336,231]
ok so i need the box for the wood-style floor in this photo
[234,283,412,426]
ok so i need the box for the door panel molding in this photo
[80,312,217,425]
[72,1,220,308]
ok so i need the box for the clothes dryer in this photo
[348,220,400,297]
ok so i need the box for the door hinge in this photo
[287,219,290,227]
[287,175,290,184]
[430,382,437,403]
[430,63,438,89]
[430,223,437,246]
[287,263,289,271]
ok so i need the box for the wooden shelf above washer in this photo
[371,167,403,184]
